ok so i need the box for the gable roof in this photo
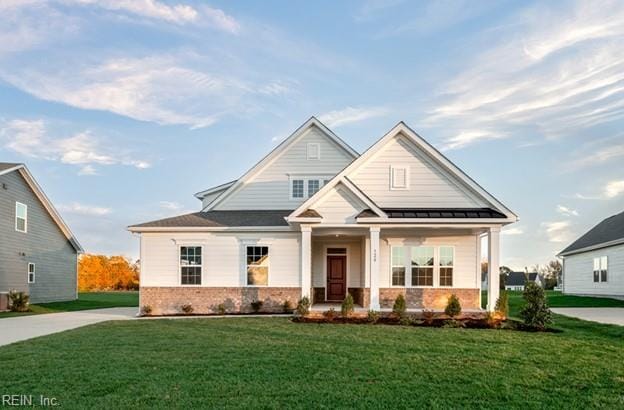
[0,163,83,252]
[194,180,237,200]
[290,122,517,223]
[204,117,359,211]
[128,210,291,231]
[559,211,624,256]
[506,272,538,286]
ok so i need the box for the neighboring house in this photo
[504,271,540,291]
[559,211,624,298]
[129,118,518,314]
[0,163,83,304]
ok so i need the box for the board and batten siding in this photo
[349,134,488,209]
[563,243,624,297]
[214,126,354,210]
[0,170,77,303]
[140,232,301,287]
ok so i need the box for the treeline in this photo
[78,254,139,291]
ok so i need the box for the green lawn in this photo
[0,291,138,318]
[483,290,624,315]
[0,292,622,408]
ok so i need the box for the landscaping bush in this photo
[494,291,509,318]
[141,305,152,316]
[442,319,464,328]
[8,290,29,312]
[282,300,293,313]
[323,308,338,321]
[422,309,435,325]
[367,310,380,323]
[296,296,310,317]
[181,304,193,314]
[216,303,226,315]
[399,315,413,326]
[392,294,406,317]
[520,282,553,330]
[341,294,354,317]
[251,300,263,313]
[444,294,462,318]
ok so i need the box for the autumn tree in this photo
[78,254,139,291]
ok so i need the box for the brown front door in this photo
[327,255,347,301]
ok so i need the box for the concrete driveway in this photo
[0,307,138,347]
[551,308,624,326]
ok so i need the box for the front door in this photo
[327,255,347,301]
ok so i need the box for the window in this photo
[27,263,35,284]
[247,246,269,286]
[439,246,454,287]
[292,179,304,198]
[15,202,27,232]
[180,246,202,285]
[307,143,320,160]
[390,166,409,190]
[391,247,406,286]
[307,179,320,196]
[411,246,433,286]
[593,256,608,283]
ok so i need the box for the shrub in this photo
[282,300,293,313]
[442,319,464,328]
[392,294,406,317]
[399,315,412,326]
[494,291,509,318]
[8,290,29,312]
[323,308,338,321]
[422,309,435,325]
[444,294,462,318]
[250,300,263,313]
[296,296,311,317]
[181,304,193,314]
[141,305,152,315]
[341,293,354,317]
[367,310,380,323]
[217,303,226,315]
[520,282,553,330]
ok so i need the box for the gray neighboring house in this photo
[0,163,83,305]
[504,271,540,291]
[559,211,624,299]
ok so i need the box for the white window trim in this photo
[390,165,410,190]
[438,246,455,288]
[245,245,270,287]
[288,175,330,200]
[388,245,456,289]
[593,256,608,283]
[27,263,35,284]
[409,245,435,288]
[290,178,305,200]
[179,245,203,287]
[15,202,27,233]
[307,142,320,160]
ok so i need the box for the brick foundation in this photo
[379,288,480,310]
[140,287,301,315]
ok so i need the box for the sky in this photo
[0,0,622,270]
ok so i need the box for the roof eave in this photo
[558,237,624,257]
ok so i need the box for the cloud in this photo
[441,130,505,151]
[425,0,624,148]
[502,227,524,236]
[564,139,624,171]
[541,221,573,243]
[319,106,387,128]
[159,201,183,211]
[575,179,624,200]
[557,205,579,217]
[57,202,112,216]
[0,119,150,173]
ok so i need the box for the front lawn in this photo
[0,291,138,318]
[483,290,624,315]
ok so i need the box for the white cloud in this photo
[319,106,387,128]
[0,119,150,172]
[58,202,112,216]
[159,201,183,211]
[502,227,524,236]
[541,221,573,243]
[557,205,579,217]
[575,179,624,200]
[565,140,624,171]
[441,130,505,151]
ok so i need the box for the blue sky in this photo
[1,0,622,269]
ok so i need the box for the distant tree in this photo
[500,266,512,275]
[78,254,139,291]
[539,260,562,290]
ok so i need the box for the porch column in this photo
[487,226,500,312]
[300,225,312,301]
[369,226,380,310]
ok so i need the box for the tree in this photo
[520,282,553,330]
[540,260,562,290]
[78,254,139,291]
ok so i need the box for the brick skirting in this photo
[140,287,301,315]
[379,288,480,310]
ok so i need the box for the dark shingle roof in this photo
[0,162,21,172]
[506,272,538,286]
[130,210,292,228]
[560,211,624,255]
[383,208,506,219]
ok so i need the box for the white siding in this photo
[311,238,363,288]
[349,134,488,208]
[314,183,366,224]
[140,232,301,287]
[215,126,353,210]
[563,244,624,297]
[200,190,226,209]
[379,234,479,289]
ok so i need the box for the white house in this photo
[559,211,624,299]
[128,118,518,314]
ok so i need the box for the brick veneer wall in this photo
[379,288,480,310]
[140,287,301,315]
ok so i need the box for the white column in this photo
[475,233,482,309]
[300,225,312,301]
[369,227,380,310]
[487,226,501,312]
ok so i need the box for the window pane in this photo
[247,246,269,285]
[411,247,434,267]
[16,218,26,232]
[440,267,453,286]
[16,202,27,219]
[248,266,268,286]
[327,248,346,254]
[307,179,320,196]
[392,267,405,286]
[593,269,600,282]
[181,266,201,285]
[180,247,201,266]
[392,247,404,266]
[411,267,433,286]
[292,180,304,198]
[601,256,608,270]
[439,246,454,266]
[601,270,607,282]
